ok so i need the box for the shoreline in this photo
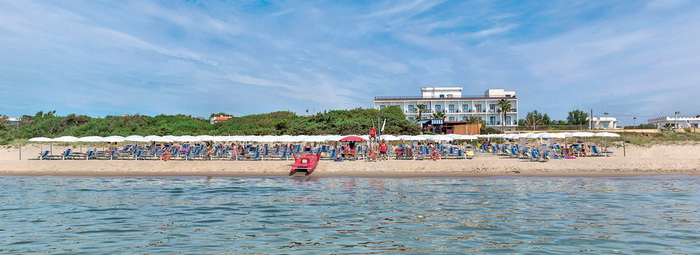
[1,144,698,178]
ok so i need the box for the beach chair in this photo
[134,150,148,160]
[327,149,336,160]
[84,150,98,160]
[366,151,377,162]
[37,150,50,160]
[465,150,475,159]
[62,148,85,160]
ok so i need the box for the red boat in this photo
[289,151,322,176]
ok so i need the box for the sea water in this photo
[1,176,698,254]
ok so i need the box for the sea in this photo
[1,176,698,254]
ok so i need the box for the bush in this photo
[0,108,420,143]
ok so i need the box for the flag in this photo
[305,109,309,113]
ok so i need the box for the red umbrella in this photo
[339,136,366,142]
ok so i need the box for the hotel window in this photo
[462,104,469,112]
[449,117,455,121]
[439,94,445,98]
[462,116,467,121]
[489,104,496,111]
[449,104,455,113]
[408,105,414,113]
[506,116,511,125]
[476,104,483,112]
[435,105,442,112]
[409,117,414,121]
[489,116,496,125]
[380,105,386,109]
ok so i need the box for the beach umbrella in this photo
[380,134,401,141]
[432,135,454,142]
[77,136,103,142]
[125,135,149,142]
[303,136,327,142]
[162,135,178,141]
[29,137,54,154]
[594,132,620,137]
[594,132,620,150]
[339,136,366,142]
[403,136,427,141]
[145,135,162,142]
[454,135,478,140]
[29,137,54,142]
[197,135,215,142]
[54,136,79,143]
[103,136,126,143]
[176,135,199,142]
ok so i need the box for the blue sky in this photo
[1,0,698,125]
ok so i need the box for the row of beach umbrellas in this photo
[477,132,620,139]
[27,132,618,144]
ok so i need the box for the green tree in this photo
[567,109,589,125]
[416,104,427,121]
[522,110,546,130]
[496,99,513,131]
[466,116,484,125]
[431,111,446,120]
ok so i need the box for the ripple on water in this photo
[0,176,698,254]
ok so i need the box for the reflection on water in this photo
[1,176,699,254]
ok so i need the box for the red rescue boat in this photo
[289,151,322,176]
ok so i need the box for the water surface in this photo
[1,176,698,254]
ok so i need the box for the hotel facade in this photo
[374,87,518,131]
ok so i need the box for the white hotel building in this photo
[374,87,518,131]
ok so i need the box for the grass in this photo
[620,132,700,146]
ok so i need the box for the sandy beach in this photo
[1,144,698,177]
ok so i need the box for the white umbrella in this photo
[568,132,594,137]
[145,135,162,142]
[404,136,427,141]
[29,137,54,142]
[163,135,178,141]
[212,136,229,142]
[54,136,79,142]
[303,136,327,142]
[454,135,478,140]
[103,136,125,143]
[594,132,620,137]
[545,133,567,139]
[380,135,401,141]
[28,137,54,155]
[176,135,200,142]
[77,136,103,142]
[125,135,149,142]
[432,135,454,142]
[197,135,215,141]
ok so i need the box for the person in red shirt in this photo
[379,139,388,160]
[369,126,377,140]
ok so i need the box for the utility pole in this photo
[633,117,636,129]
[590,109,593,130]
[675,111,680,131]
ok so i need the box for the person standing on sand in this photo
[369,126,377,142]
[379,139,388,160]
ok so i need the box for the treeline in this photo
[0,106,420,145]
[518,109,591,130]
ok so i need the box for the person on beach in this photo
[379,139,388,160]
[304,142,312,153]
[369,126,377,141]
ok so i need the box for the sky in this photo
[1,0,698,125]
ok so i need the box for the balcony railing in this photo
[403,109,517,114]
[375,95,516,100]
